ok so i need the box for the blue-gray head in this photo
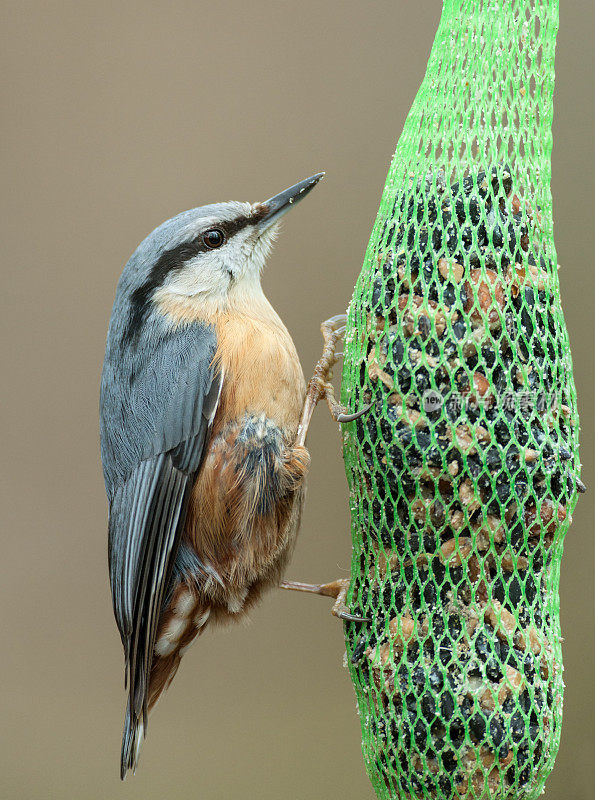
[112,173,324,346]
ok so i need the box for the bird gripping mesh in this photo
[340,2,581,798]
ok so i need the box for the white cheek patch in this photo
[164,251,231,298]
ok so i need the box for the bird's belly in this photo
[184,412,308,598]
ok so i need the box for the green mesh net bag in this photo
[340,1,582,798]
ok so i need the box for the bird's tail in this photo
[118,585,211,778]
[119,648,185,779]
[120,701,145,780]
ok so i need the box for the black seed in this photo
[441,749,458,774]
[475,632,491,661]
[413,719,427,748]
[488,716,505,749]
[518,765,531,785]
[428,668,444,692]
[351,635,367,665]
[510,711,526,744]
[523,653,536,680]
[449,718,465,747]
[447,615,463,640]
[486,446,503,470]
[485,658,503,681]
[439,691,455,718]
[529,720,540,740]
[371,275,383,307]
[517,743,530,767]
[438,643,453,665]
[411,665,426,689]
[502,696,515,714]
[460,697,473,720]
[507,576,523,605]
[469,713,487,741]
[452,318,467,340]
[421,692,436,722]
[423,580,438,607]
[391,336,405,364]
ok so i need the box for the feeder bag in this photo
[340,1,581,799]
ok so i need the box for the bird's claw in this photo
[322,313,347,332]
[280,578,368,624]
[333,607,369,624]
[336,403,372,424]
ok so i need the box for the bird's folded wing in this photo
[101,323,222,724]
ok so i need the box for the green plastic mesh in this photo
[340,2,581,798]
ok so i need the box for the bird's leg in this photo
[290,317,370,624]
[295,314,370,447]
[280,578,368,623]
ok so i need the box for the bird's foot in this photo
[295,314,370,446]
[280,578,368,623]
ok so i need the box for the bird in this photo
[100,173,368,779]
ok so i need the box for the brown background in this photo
[1,2,593,798]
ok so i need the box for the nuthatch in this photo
[100,174,368,778]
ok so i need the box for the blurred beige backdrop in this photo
[1,2,593,798]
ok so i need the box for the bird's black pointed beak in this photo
[255,173,325,232]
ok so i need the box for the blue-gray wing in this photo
[100,319,221,728]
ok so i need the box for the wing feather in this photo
[100,320,222,775]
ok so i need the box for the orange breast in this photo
[182,297,307,580]
[212,305,305,437]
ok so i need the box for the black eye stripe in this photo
[195,206,269,249]
[221,214,253,238]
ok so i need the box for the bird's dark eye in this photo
[203,228,225,249]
